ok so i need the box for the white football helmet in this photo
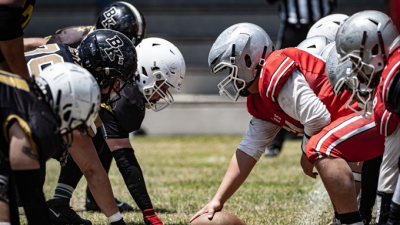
[208,23,274,102]
[135,37,185,111]
[307,14,349,41]
[334,10,400,119]
[297,36,332,56]
[35,62,101,135]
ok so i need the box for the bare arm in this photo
[67,130,119,217]
[190,149,257,222]
[23,37,47,51]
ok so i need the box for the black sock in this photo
[14,169,51,225]
[360,155,382,222]
[53,155,83,199]
[86,144,113,200]
[334,211,340,221]
[389,201,400,222]
[339,211,361,224]
[112,148,153,211]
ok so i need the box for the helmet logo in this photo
[104,35,125,65]
[101,6,117,28]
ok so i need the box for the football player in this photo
[0,62,100,224]
[25,29,137,225]
[326,10,400,225]
[24,1,145,50]
[37,1,147,215]
[190,23,385,225]
[92,37,185,225]
[0,0,36,79]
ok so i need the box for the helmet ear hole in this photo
[142,66,148,76]
[244,55,252,68]
[63,110,71,123]
[371,44,379,56]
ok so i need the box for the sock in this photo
[112,148,153,210]
[53,156,83,199]
[86,144,113,200]
[143,208,163,225]
[359,155,381,222]
[388,201,400,222]
[334,211,341,224]
[14,169,51,225]
[108,211,122,223]
[339,211,361,224]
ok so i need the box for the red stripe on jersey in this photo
[306,113,384,163]
[379,110,392,136]
[265,57,295,102]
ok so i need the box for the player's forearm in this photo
[68,132,119,217]
[0,36,30,79]
[213,149,256,204]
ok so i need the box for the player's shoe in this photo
[47,198,92,225]
[85,195,134,212]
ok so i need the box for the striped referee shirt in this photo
[272,0,336,25]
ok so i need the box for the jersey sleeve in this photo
[238,117,281,161]
[111,84,145,134]
[277,69,331,136]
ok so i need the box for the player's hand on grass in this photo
[190,199,223,222]
[300,153,318,179]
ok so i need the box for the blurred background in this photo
[24,0,385,135]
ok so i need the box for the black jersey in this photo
[46,26,93,48]
[25,43,81,77]
[100,83,145,139]
[0,71,64,163]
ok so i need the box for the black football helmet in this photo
[77,29,137,104]
[95,1,146,46]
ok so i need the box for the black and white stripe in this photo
[278,0,336,25]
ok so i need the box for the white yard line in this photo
[298,179,331,225]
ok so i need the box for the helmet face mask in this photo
[208,23,274,102]
[214,62,245,101]
[35,62,101,145]
[135,37,185,111]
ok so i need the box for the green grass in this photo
[22,135,334,224]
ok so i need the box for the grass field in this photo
[21,135,334,225]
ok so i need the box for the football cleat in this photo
[47,198,92,225]
[85,196,134,213]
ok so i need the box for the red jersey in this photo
[247,47,356,135]
[374,48,400,136]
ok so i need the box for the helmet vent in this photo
[368,18,379,26]
[371,44,379,55]
[170,49,175,55]
[333,21,340,25]
[152,43,160,46]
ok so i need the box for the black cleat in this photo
[47,198,92,225]
[85,196,134,212]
